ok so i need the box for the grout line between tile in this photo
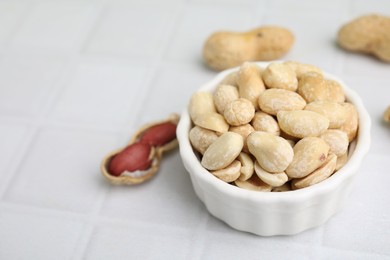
[0,55,90,200]
[2,1,35,50]
[38,0,109,122]
[316,225,326,257]
[332,0,353,77]
[74,223,98,260]
[0,6,117,260]
[121,1,187,129]
[71,3,189,258]
[97,213,194,236]
[320,244,390,258]
[0,0,85,201]
[0,200,86,220]
[0,113,125,140]
[187,213,210,260]
[70,188,111,260]
[72,1,106,55]
[79,1,108,55]
[0,126,41,199]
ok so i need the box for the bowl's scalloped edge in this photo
[176,61,371,236]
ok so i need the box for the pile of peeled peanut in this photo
[189,61,358,191]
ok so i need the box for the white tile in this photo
[85,222,192,260]
[0,56,64,117]
[164,4,255,62]
[352,155,390,213]
[0,123,29,192]
[263,11,342,72]
[319,247,388,260]
[268,0,346,12]
[85,3,174,57]
[206,214,323,245]
[109,0,183,3]
[5,127,118,213]
[343,54,390,81]
[50,59,150,126]
[0,2,28,49]
[0,206,83,260]
[322,154,390,256]
[10,2,97,52]
[189,0,259,5]
[320,75,390,256]
[100,151,205,229]
[351,0,390,15]
[200,229,316,260]
[342,76,389,154]
[137,62,215,124]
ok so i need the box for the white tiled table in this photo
[0,0,389,259]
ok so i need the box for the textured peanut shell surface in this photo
[337,14,390,62]
[203,26,294,71]
[383,106,390,123]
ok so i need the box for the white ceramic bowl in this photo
[177,61,371,236]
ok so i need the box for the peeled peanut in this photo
[224,98,255,126]
[213,84,239,114]
[277,110,329,138]
[272,182,291,192]
[229,124,255,152]
[258,89,306,115]
[292,153,337,189]
[337,14,390,62]
[298,72,345,103]
[229,124,255,137]
[220,72,238,87]
[247,131,294,173]
[287,139,295,148]
[237,152,254,181]
[234,174,272,192]
[305,101,349,128]
[188,60,357,192]
[211,160,241,182]
[254,162,288,187]
[320,129,349,157]
[193,112,229,133]
[280,130,299,143]
[189,126,218,154]
[189,92,216,121]
[284,61,322,79]
[203,26,294,71]
[201,132,243,170]
[251,111,280,136]
[262,63,298,91]
[140,122,177,147]
[286,137,330,178]
[339,102,359,142]
[236,62,265,109]
[335,152,348,171]
[348,140,357,159]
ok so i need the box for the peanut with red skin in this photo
[109,142,153,176]
[140,122,177,147]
